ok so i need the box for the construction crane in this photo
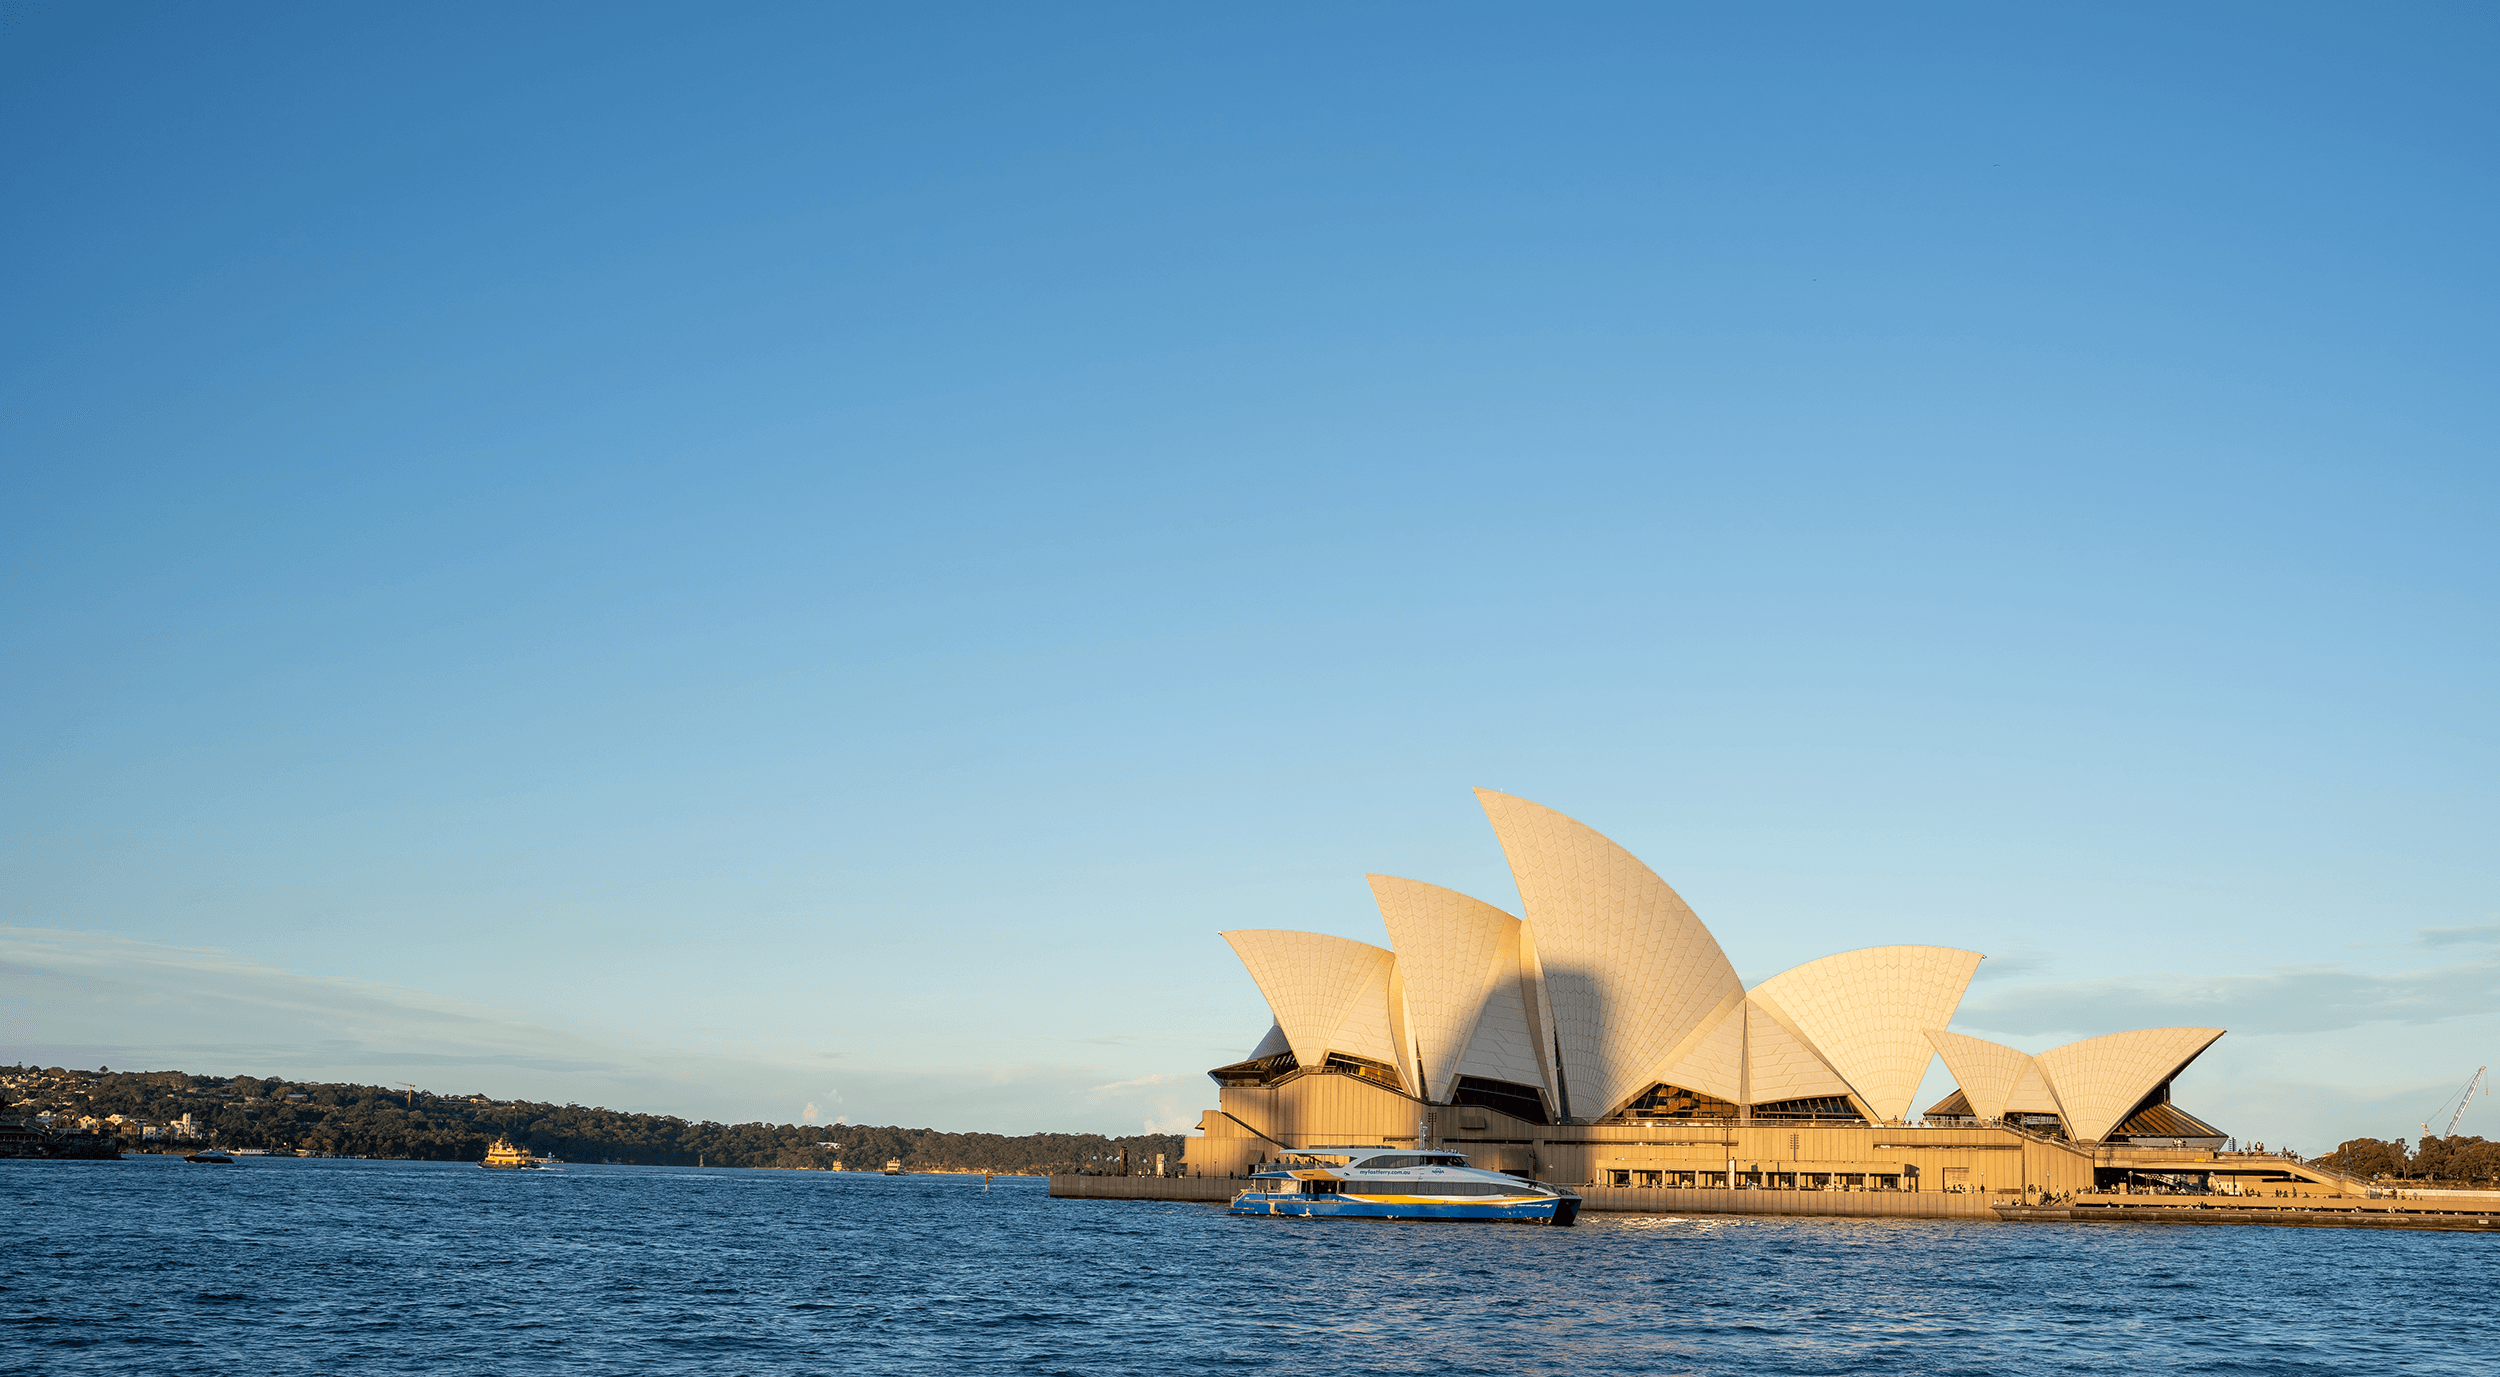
[2420,1066,2487,1140]
[397,1082,418,1110]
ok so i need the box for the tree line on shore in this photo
[2312,1135,2500,1184]
[28,1066,2488,1184]
[2,1066,1184,1175]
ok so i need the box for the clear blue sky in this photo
[5,4,2494,1149]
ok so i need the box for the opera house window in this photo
[1621,1084,1736,1120]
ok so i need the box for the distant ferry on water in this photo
[480,1137,541,1169]
[1229,1147,1581,1225]
[884,1159,904,1175]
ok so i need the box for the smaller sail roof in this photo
[1749,946,1983,1124]
[2006,1062,2061,1114]
[1641,993,1746,1106]
[1220,930,1404,1079]
[1367,875,1537,1103]
[1923,1030,2044,1123]
[1743,1001,1857,1105]
[2032,1027,2225,1142]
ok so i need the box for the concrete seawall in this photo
[1997,1199,2500,1231]
[1573,1185,1998,1219]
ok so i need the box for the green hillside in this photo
[0,1065,1185,1174]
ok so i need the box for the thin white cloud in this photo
[1085,1071,1185,1099]
[2416,921,2500,948]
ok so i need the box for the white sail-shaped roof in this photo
[1923,1030,2042,1123]
[1351,961,1414,1085]
[1474,916,1563,1105]
[2006,1061,2061,1114]
[1219,930,1407,1086]
[2033,1027,2225,1141]
[1743,1000,1859,1105]
[1448,941,1554,1102]
[1476,789,1743,1121]
[1642,993,1746,1105]
[1749,946,1982,1124]
[1367,875,1539,1102]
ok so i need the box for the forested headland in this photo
[0,1066,1185,1174]
[2312,1134,2500,1185]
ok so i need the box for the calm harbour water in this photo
[5,1156,2494,1375]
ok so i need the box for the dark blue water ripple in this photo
[3,1157,2493,1375]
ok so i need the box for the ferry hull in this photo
[1229,1191,1580,1225]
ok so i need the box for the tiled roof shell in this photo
[1367,875,1546,1101]
[1749,946,1982,1124]
[2032,1027,2225,1142]
[1923,1030,2039,1122]
[1475,789,1743,1120]
[1742,1000,1857,1104]
[1646,997,1745,1105]
[1219,930,1407,1084]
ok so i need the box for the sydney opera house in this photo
[1184,790,2302,1206]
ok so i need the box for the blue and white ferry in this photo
[1228,1146,1582,1225]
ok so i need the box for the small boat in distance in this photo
[184,1149,235,1164]
[883,1159,904,1175]
[1229,1146,1581,1225]
[480,1137,541,1169]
